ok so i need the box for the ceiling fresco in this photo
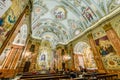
[31,0,120,48]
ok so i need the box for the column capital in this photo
[103,23,112,31]
[87,33,93,38]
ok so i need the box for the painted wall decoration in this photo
[52,6,67,20]
[0,0,28,48]
[82,7,97,23]
[32,1,48,22]
[68,19,83,36]
[0,18,4,26]
[102,55,120,69]
[110,15,120,38]
[0,18,4,37]
[0,0,12,17]
[95,35,120,69]
[92,29,106,40]
[7,9,16,24]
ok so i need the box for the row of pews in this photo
[19,71,119,80]
[19,72,70,80]
[96,74,118,80]
[75,73,118,80]
[0,69,118,80]
[0,69,16,79]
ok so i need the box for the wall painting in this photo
[95,35,120,69]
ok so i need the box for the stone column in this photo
[103,23,120,55]
[87,33,106,73]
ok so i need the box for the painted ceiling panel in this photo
[31,0,120,48]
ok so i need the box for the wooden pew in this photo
[19,72,70,80]
[20,74,63,79]
[97,74,118,80]
[0,69,16,79]
[83,72,106,79]
[19,75,70,80]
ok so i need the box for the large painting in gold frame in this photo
[95,35,120,69]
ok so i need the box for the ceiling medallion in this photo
[52,6,67,21]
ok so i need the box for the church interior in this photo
[0,0,120,80]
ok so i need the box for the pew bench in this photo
[0,69,16,79]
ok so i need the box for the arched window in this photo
[12,24,27,46]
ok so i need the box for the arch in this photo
[74,42,89,54]
[73,42,97,70]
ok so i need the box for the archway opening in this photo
[74,42,97,71]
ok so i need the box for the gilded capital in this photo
[87,33,93,38]
[103,23,112,31]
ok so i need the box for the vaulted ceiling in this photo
[31,0,120,48]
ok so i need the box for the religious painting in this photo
[82,6,97,23]
[40,54,46,61]
[95,35,120,69]
[95,36,116,56]
[52,6,67,20]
